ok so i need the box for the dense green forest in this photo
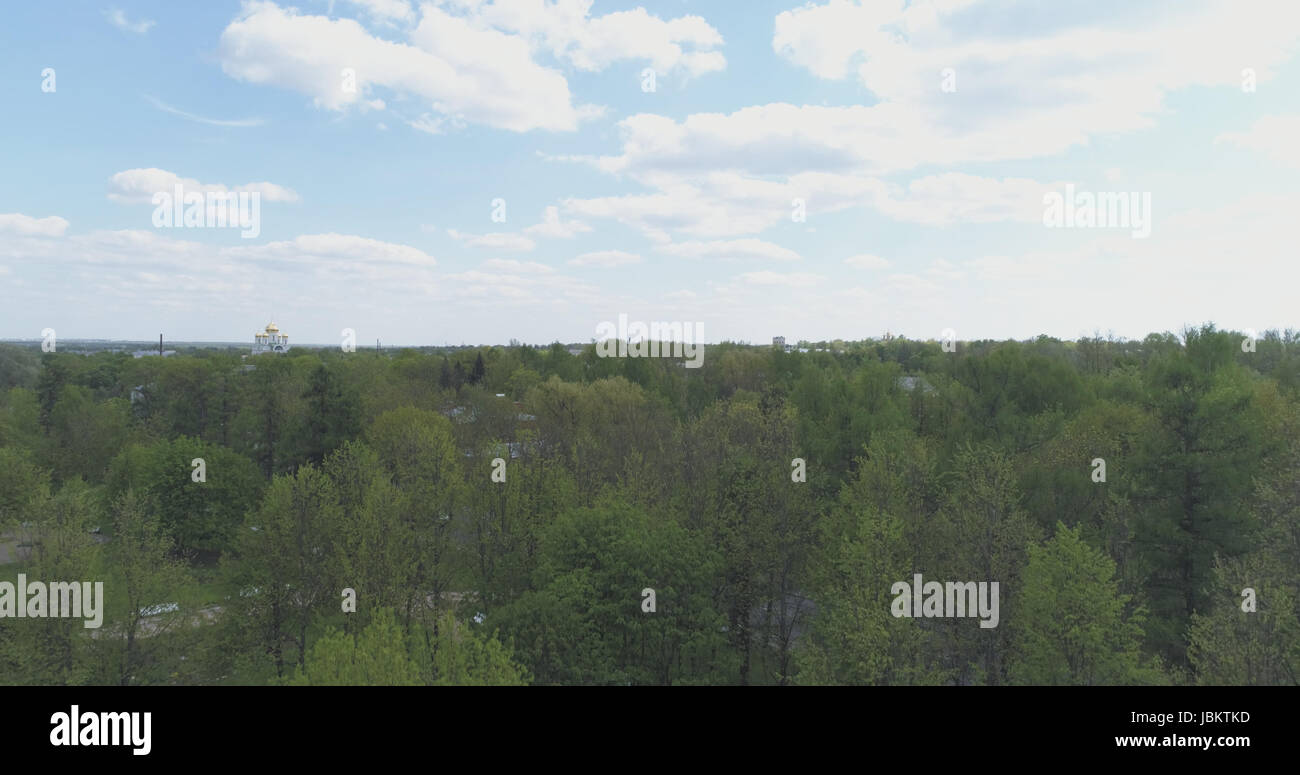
[1,325,1297,685]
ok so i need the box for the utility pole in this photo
[159,333,163,356]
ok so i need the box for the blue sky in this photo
[2,0,1299,346]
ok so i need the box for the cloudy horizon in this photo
[3,0,1299,346]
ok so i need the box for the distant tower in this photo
[252,322,291,355]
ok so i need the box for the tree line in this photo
[0,325,1297,685]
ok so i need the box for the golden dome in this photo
[265,322,279,333]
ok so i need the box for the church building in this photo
[252,322,291,355]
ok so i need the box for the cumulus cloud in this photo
[0,226,435,278]
[568,250,640,267]
[561,172,865,240]
[106,8,155,34]
[480,258,554,273]
[0,227,463,348]
[558,111,1072,238]
[216,0,724,133]
[219,2,598,132]
[660,239,801,262]
[445,258,601,304]
[773,0,1300,154]
[406,114,449,135]
[108,168,300,205]
[551,0,1299,243]
[344,0,415,24]
[870,174,1058,225]
[739,270,822,287]
[230,233,437,267]
[524,206,592,239]
[557,111,1126,238]
[455,0,726,77]
[0,213,70,238]
[446,229,536,252]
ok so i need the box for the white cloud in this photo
[568,250,640,267]
[143,96,264,127]
[446,229,536,251]
[843,254,889,269]
[771,0,1300,167]
[106,8,155,34]
[407,114,448,135]
[108,168,300,205]
[218,1,597,132]
[344,0,415,24]
[559,102,1101,239]
[562,172,873,240]
[525,206,591,239]
[559,107,1076,239]
[554,0,1300,242]
[561,187,750,242]
[740,270,822,287]
[0,213,70,238]
[447,0,726,77]
[29,230,406,288]
[844,191,1300,340]
[660,239,801,262]
[480,258,554,273]
[871,174,1056,225]
[445,259,601,304]
[1216,116,1300,169]
[0,228,440,314]
[259,233,434,264]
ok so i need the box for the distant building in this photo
[252,322,291,355]
[773,336,785,349]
